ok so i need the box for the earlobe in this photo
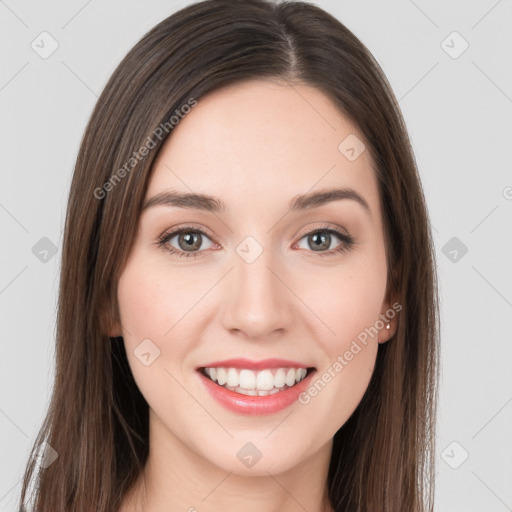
[378,320,394,344]
[378,288,400,344]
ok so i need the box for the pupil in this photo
[311,232,328,250]
[182,232,199,249]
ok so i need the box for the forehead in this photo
[146,79,379,217]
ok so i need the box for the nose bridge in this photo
[221,239,291,338]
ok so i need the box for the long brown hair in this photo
[18,1,440,510]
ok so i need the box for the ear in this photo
[377,288,401,345]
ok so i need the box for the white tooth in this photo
[285,368,296,387]
[274,368,286,388]
[211,366,308,392]
[258,389,270,396]
[269,388,280,395]
[216,368,227,385]
[256,369,274,390]
[227,368,239,387]
[234,386,252,395]
[239,369,256,390]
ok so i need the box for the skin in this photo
[112,78,397,512]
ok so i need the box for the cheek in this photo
[296,267,383,426]
[295,256,386,346]
[116,263,170,378]
[116,254,207,374]
[117,258,183,340]
[293,248,386,412]
[116,262,192,415]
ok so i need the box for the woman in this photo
[18,0,440,510]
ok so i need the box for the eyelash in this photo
[156,224,355,259]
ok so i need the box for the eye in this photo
[294,225,355,257]
[157,225,215,258]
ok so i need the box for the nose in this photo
[220,247,294,340]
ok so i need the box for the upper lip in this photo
[197,358,315,371]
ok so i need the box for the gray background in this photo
[1,0,511,510]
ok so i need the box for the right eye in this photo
[157,226,216,258]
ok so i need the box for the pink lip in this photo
[197,358,312,371]
[197,367,316,416]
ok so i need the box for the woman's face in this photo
[113,79,395,477]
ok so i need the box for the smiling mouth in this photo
[198,366,316,396]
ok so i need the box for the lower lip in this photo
[197,369,316,416]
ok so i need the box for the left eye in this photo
[295,229,347,253]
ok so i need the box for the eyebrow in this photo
[142,187,370,215]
